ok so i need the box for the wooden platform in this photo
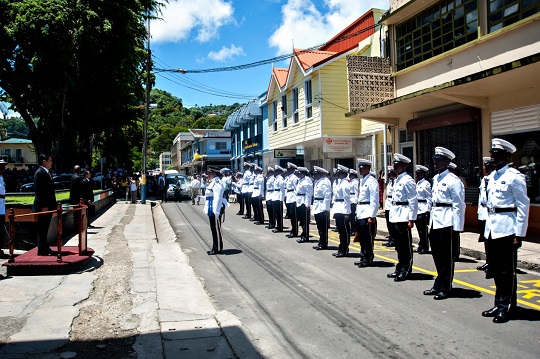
[2,246,95,276]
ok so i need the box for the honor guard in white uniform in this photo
[251,166,265,225]
[0,159,6,259]
[332,164,351,257]
[311,166,332,250]
[204,166,226,255]
[285,162,299,238]
[423,147,465,300]
[233,172,243,208]
[384,166,397,247]
[481,138,529,324]
[448,162,463,260]
[241,163,253,219]
[387,154,418,282]
[415,165,432,254]
[265,167,276,229]
[354,159,379,267]
[273,165,287,233]
[476,157,496,272]
[349,169,359,236]
[294,167,313,243]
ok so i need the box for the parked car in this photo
[164,174,190,201]
[19,182,34,192]
[19,173,72,192]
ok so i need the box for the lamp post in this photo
[141,12,151,204]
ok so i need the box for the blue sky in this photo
[151,0,389,107]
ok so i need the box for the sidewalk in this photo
[0,201,259,359]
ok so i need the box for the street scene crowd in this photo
[189,138,529,325]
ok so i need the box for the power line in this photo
[155,23,381,74]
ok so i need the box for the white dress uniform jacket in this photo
[356,173,379,219]
[295,176,313,207]
[477,176,489,221]
[274,174,286,202]
[430,169,465,231]
[252,173,265,197]
[349,177,359,204]
[332,178,351,215]
[0,174,5,215]
[384,179,394,211]
[204,178,224,216]
[484,165,529,239]
[416,178,433,214]
[266,175,275,200]
[312,177,332,214]
[389,172,418,223]
[285,173,298,204]
[241,170,252,194]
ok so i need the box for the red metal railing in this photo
[7,199,89,264]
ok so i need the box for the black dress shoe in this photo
[334,252,347,258]
[493,311,509,323]
[265,225,274,229]
[242,216,251,219]
[332,252,338,256]
[357,260,370,268]
[416,248,428,254]
[207,250,222,255]
[384,241,395,247]
[394,274,407,282]
[387,272,399,278]
[482,306,499,317]
[286,233,298,238]
[236,212,243,215]
[433,292,449,300]
[297,237,309,243]
[272,229,283,233]
[249,219,256,222]
[423,288,439,295]
[254,221,262,225]
[477,263,488,271]
[313,245,327,250]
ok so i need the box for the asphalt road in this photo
[164,201,540,359]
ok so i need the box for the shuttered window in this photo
[491,104,540,135]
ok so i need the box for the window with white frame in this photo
[305,79,312,119]
[215,142,227,150]
[281,94,287,128]
[272,101,278,131]
[292,87,299,124]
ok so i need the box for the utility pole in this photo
[141,12,151,204]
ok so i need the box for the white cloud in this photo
[151,0,234,43]
[207,44,245,62]
[269,0,389,55]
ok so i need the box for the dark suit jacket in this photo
[69,173,83,204]
[32,167,57,212]
[81,178,94,203]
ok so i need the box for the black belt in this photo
[387,196,392,198]
[254,187,259,189]
[334,199,344,202]
[0,194,4,199]
[314,197,324,200]
[358,201,370,205]
[418,199,427,203]
[393,201,408,205]
[287,190,294,192]
[480,203,486,207]
[350,192,356,195]
[490,207,517,213]
[297,193,305,196]
[435,202,452,207]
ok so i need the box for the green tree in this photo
[0,0,162,170]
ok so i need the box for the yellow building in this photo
[0,138,37,170]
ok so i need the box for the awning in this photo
[345,54,540,126]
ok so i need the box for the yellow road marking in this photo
[454,269,482,273]
[312,233,540,311]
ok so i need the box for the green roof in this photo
[0,138,32,144]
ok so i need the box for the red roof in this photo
[318,9,375,53]
[273,68,289,88]
[294,48,338,72]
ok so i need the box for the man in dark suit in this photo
[32,154,57,256]
[69,165,83,205]
[81,170,95,228]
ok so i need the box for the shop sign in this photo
[243,134,262,152]
[323,137,352,153]
[274,149,297,158]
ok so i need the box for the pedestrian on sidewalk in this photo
[190,175,201,205]
[129,177,137,203]
[354,159,379,267]
[331,164,351,256]
[387,154,418,281]
[311,166,331,250]
[423,147,465,300]
[158,173,166,202]
[33,154,57,256]
[476,157,496,272]
[205,166,226,255]
[481,138,530,324]
[415,165,432,254]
